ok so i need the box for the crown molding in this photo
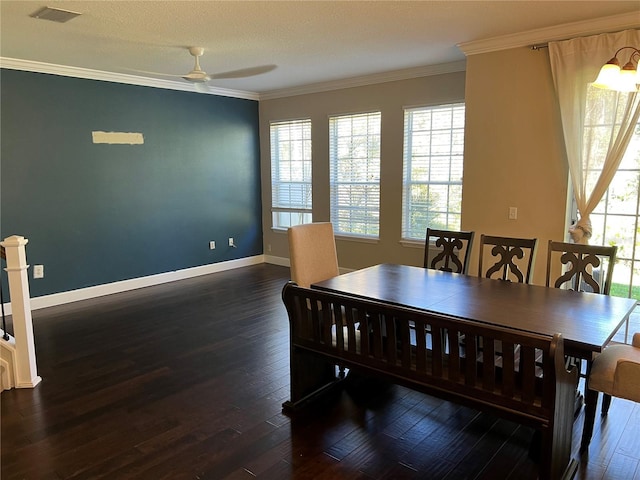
[3,12,636,101]
[0,57,260,101]
[458,13,640,56]
[0,56,464,102]
[259,60,467,101]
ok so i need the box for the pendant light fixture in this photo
[592,46,640,92]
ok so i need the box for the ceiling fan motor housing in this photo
[183,47,211,82]
[188,46,205,57]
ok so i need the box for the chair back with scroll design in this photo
[545,241,617,295]
[424,229,474,275]
[288,222,339,288]
[478,234,538,284]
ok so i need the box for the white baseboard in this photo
[264,255,353,275]
[16,376,42,389]
[3,255,268,313]
[0,255,349,313]
[264,255,290,267]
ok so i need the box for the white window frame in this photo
[329,111,381,239]
[401,103,465,241]
[270,119,312,230]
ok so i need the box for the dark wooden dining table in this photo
[311,263,637,361]
[312,263,638,451]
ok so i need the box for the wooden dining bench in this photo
[281,281,578,480]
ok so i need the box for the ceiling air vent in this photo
[30,6,81,23]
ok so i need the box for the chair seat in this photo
[581,333,639,451]
[589,344,640,401]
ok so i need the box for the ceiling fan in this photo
[128,46,276,87]
[181,46,210,83]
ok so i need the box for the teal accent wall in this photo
[1,69,262,298]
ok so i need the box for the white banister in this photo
[1,235,41,388]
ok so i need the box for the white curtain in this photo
[549,29,640,244]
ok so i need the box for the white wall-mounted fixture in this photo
[33,265,44,279]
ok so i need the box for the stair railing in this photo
[1,236,41,388]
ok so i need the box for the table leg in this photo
[581,387,599,452]
[625,313,630,344]
[580,358,598,452]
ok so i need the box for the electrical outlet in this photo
[209,241,216,250]
[229,237,235,247]
[33,264,44,279]
[508,207,518,220]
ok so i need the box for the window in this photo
[270,119,312,229]
[329,112,381,238]
[583,121,640,299]
[401,103,465,240]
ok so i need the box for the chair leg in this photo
[601,393,612,415]
[580,388,599,452]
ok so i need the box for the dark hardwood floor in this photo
[2,263,639,479]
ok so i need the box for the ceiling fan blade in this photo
[121,48,275,86]
[209,65,277,80]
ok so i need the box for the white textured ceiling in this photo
[1,1,639,98]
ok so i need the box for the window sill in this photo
[334,234,379,245]
[399,239,426,249]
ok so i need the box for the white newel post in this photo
[1,235,41,388]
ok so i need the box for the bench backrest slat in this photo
[482,338,495,392]
[415,320,427,372]
[502,342,516,398]
[521,345,536,404]
[447,329,460,381]
[465,333,478,387]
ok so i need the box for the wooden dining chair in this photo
[581,331,640,451]
[545,240,617,295]
[424,228,474,274]
[546,240,620,417]
[423,228,475,351]
[288,222,345,379]
[474,235,537,361]
[478,234,538,284]
[288,222,339,288]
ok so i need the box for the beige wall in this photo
[260,45,571,285]
[463,46,570,285]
